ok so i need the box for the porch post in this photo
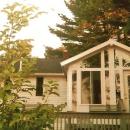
[109,47,116,105]
[67,68,72,111]
[101,50,106,105]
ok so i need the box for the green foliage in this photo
[16,104,64,130]
[43,80,60,103]
[0,2,40,130]
[50,0,130,57]
[0,80,65,130]
[44,46,67,59]
[0,2,64,130]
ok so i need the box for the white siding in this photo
[24,76,67,111]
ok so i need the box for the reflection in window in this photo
[123,59,130,67]
[81,71,101,104]
[114,49,130,67]
[127,75,130,99]
[121,51,130,67]
[72,71,77,111]
[115,71,121,103]
[114,50,119,68]
[128,75,130,87]
[81,53,101,68]
[105,71,110,105]
[81,71,90,104]
[104,50,109,68]
[115,72,120,85]
[91,71,101,104]
[114,57,119,68]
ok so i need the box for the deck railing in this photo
[51,112,130,130]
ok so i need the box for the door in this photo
[124,71,130,112]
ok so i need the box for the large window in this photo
[81,71,101,104]
[36,77,44,96]
[81,53,101,68]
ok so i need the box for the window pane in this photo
[36,77,43,96]
[128,75,130,87]
[123,59,130,67]
[105,71,110,105]
[81,71,101,104]
[114,49,119,68]
[127,76,130,100]
[115,71,121,104]
[114,49,130,67]
[72,71,77,111]
[104,50,109,68]
[81,71,90,104]
[81,53,101,68]
[91,71,101,104]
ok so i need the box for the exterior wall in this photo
[44,76,67,106]
[22,75,67,111]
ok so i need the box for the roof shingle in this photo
[34,58,63,73]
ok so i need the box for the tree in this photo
[113,0,130,11]
[0,3,64,130]
[0,2,40,129]
[50,0,130,57]
[44,46,69,59]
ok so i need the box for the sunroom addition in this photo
[61,39,130,112]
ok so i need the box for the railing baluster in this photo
[52,112,130,130]
[65,114,67,130]
[95,116,98,130]
[127,118,130,130]
[75,114,77,130]
[56,117,58,130]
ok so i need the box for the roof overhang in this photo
[61,39,130,67]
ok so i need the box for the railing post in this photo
[120,116,127,130]
[68,116,71,130]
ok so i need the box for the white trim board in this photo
[31,73,65,76]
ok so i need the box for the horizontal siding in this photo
[24,76,67,111]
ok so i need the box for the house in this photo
[26,39,130,113]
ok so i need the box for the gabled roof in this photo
[61,39,130,66]
[34,58,63,73]
[15,58,64,75]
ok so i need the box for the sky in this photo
[0,0,72,58]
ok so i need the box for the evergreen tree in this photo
[45,46,64,59]
[50,0,130,57]
[44,46,69,59]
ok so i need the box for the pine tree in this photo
[50,0,130,57]
[45,46,64,59]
